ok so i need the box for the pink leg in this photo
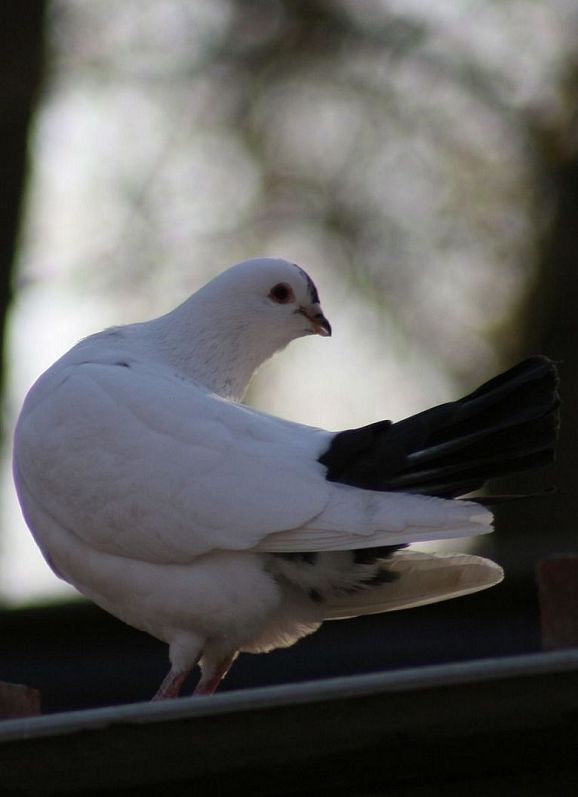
[193,654,236,696]
[152,667,191,701]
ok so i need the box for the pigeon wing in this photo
[14,359,333,562]
[14,358,492,565]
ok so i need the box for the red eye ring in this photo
[269,282,294,304]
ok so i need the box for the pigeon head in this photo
[148,258,331,400]
[205,258,331,340]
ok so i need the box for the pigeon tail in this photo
[319,551,504,619]
[319,356,559,499]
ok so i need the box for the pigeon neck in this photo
[147,296,291,402]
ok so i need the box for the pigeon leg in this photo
[152,666,192,701]
[193,653,237,696]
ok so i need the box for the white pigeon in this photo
[13,258,559,699]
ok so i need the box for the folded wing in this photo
[14,357,492,565]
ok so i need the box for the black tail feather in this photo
[470,488,556,506]
[319,356,559,499]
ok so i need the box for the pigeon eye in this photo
[269,283,294,304]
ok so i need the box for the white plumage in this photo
[13,258,556,698]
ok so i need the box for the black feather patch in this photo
[295,265,320,304]
[361,568,400,587]
[319,356,560,499]
[353,544,405,565]
[276,551,318,565]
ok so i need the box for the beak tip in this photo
[314,315,331,337]
[298,305,331,337]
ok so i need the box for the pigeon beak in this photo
[298,304,332,337]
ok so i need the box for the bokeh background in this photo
[1,0,578,709]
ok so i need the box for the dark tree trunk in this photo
[0,1,47,417]
[491,135,578,573]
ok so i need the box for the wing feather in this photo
[15,360,330,562]
[14,358,493,566]
[319,552,504,619]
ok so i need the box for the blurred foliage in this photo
[16,0,578,379]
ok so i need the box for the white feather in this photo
[320,551,504,619]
